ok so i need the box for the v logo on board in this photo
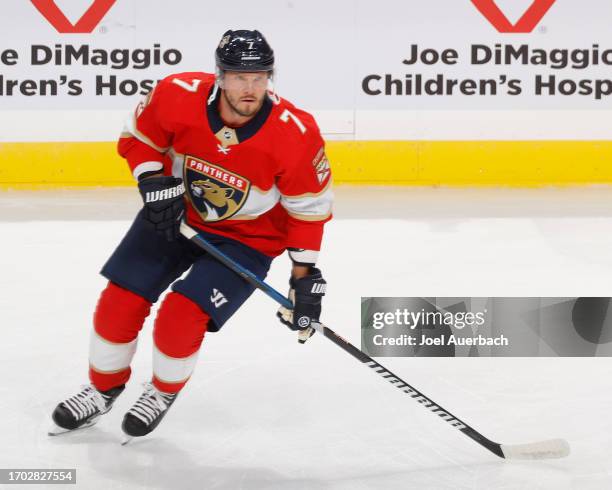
[31,0,117,33]
[471,0,557,33]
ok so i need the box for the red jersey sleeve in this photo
[117,78,175,179]
[275,107,333,259]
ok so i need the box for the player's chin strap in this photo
[179,222,570,461]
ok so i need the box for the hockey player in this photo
[50,29,333,441]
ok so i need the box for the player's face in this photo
[221,71,269,118]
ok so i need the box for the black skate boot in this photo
[121,382,177,444]
[49,384,125,435]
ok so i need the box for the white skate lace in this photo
[128,382,176,426]
[62,385,108,421]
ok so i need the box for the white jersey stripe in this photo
[133,161,164,180]
[281,182,333,221]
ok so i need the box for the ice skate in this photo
[121,382,177,445]
[49,384,125,436]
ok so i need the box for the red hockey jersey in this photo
[118,72,332,260]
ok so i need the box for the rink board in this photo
[4,1,612,188]
[2,140,612,188]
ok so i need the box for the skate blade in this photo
[48,417,99,436]
[48,423,71,436]
[121,435,133,446]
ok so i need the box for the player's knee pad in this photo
[153,292,209,358]
[153,292,209,392]
[94,281,152,343]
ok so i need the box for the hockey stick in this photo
[180,222,570,460]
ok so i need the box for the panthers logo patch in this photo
[184,155,250,222]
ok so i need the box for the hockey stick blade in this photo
[500,438,570,460]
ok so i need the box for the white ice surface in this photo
[1,187,611,489]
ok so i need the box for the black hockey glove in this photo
[137,175,185,242]
[277,268,326,343]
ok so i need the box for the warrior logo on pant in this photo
[210,288,228,308]
[184,155,250,222]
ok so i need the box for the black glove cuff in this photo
[291,267,326,298]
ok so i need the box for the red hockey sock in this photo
[152,292,209,393]
[89,282,152,392]
[89,367,132,393]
